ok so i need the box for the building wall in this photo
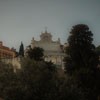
[31,40,62,52]
[30,30,65,68]
[0,41,16,59]
[0,41,19,72]
[1,57,21,72]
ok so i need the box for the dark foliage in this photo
[64,24,100,100]
[95,45,100,56]
[27,47,44,61]
[0,58,84,100]
[19,42,24,57]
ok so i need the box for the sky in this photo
[0,0,100,51]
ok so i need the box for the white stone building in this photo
[26,30,66,68]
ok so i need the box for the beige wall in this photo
[1,57,21,72]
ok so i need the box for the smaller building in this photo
[0,41,16,59]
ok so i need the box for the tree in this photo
[19,58,60,100]
[0,61,22,100]
[0,57,84,100]
[27,47,44,61]
[0,59,58,100]
[95,45,100,56]
[64,24,100,100]
[19,42,24,57]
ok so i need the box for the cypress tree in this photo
[19,42,24,57]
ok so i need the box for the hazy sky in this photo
[0,0,100,51]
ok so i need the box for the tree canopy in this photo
[19,42,24,57]
[0,58,80,100]
[95,45,100,56]
[0,58,65,100]
[27,47,44,61]
[65,24,99,73]
[64,24,100,100]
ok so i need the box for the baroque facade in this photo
[27,30,66,68]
